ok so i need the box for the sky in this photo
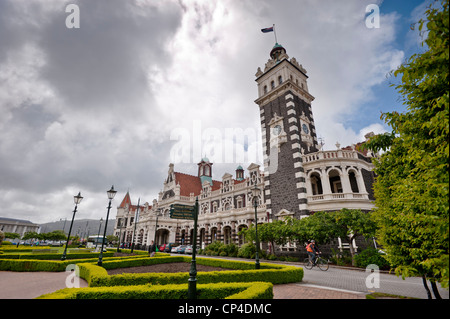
[0,0,433,224]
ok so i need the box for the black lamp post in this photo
[251,182,261,269]
[61,192,83,261]
[153,209,161,253]
[95,218,103,249]
[98,185,117,266]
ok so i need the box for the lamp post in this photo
[61,192,83,261]
[153,209,161,253]
[251,182,261,269]
[130,198,140,253]
[97,185,117,266]
[95,218,103,249]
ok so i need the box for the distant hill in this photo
[39,218,116,237]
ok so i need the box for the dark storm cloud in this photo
[0,0,183,217]
[39,1,178,113]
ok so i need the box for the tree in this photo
[22,231,42,241]
[333,209,377,266]
[3,232,20,240]
[363,0,449,298]
[41,230,66,241]
[239,220,293,256]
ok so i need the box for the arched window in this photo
[263,85,267,94]
[310,172,323,195]
[348,171,359,193]
[278,75,283,85]
[271,80,275,89]
[328,169,343,193]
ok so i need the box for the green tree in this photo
[22,231,42,241]
[333,209,377,266]
[363,0,449,298]
[3,232,20,240]
[41,230,66,241]
[239,220,293,256]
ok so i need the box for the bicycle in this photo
[303,254,329,271]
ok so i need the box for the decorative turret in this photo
[198,157,213,186]
[236,165,244,181]
[270,43,287,61]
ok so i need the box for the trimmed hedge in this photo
[0,251,115,260]
[0,255,152,272]
[78,256,303,287]
[37,282,273,299]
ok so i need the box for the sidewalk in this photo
[0,271,88,299]
[273,283,366,299]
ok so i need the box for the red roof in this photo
[119,192,132,208]
[174,172,224,196]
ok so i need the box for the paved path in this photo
[273,283,366,299]
[0,271,88,299]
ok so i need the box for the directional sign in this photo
[170,204,196,220]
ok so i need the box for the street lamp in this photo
[251,182,261,269]
[61,192,83,261]
[98,185,117,266]
[95,218,103,249]
[152,209,162,254]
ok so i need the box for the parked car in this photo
[159,244,166,252]
[164,243,174,253]
[186,245,200,254]
[176,245,187,254]
[171,246,179,253]
[184,245,193,254]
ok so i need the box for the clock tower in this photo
[255,43,318,219]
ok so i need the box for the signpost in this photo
[170,198,199,299]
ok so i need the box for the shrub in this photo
[237,243,256,259]
[37,282,273,299]
[354,248,390,270]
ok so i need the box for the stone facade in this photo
[113,43,377,255]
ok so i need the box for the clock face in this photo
[302,123,309,134]
[272,125,282,136]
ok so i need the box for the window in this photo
[278,75,283,85]
[263,85,267,94]
[271,81,275,89]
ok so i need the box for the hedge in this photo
[77,256,303,287]
[0,251,115,260]
[37,282,273,299]
[0,255,153,272]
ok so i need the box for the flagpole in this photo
[273,24,278,43]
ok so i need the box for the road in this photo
[301,265,449,299]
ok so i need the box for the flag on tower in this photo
[261,26,274,33]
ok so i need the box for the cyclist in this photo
[306,240,321,265]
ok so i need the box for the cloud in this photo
[0,0,409,223]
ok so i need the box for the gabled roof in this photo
[119,191,132,208]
